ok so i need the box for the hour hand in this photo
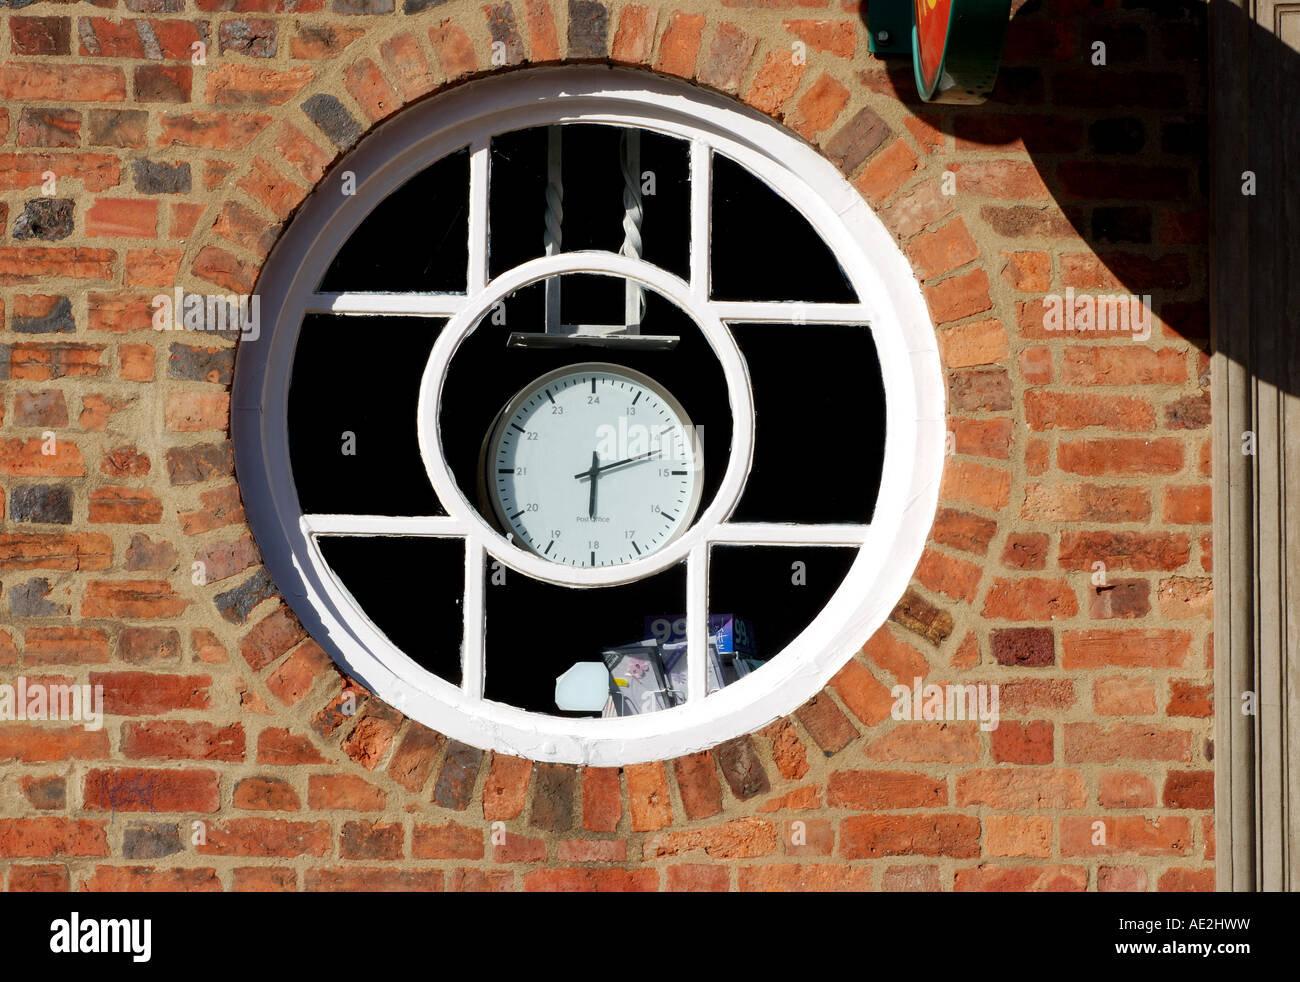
[587,451,598,518]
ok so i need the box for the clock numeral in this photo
[524,503,539,512]
[549,529,562,539]
[587,395,600,405]
[551,406,563,415]
[624,530,635,538]
[587,540,600,549]
[525,431,539,441]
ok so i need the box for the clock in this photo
[482,362,702,567]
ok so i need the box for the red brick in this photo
[955,865,1087,891]
[829,658,893,726]
[523,868,657,892]
[82,579,188,619]
[840,815,980,859]
[739,864,872,891]
[1021,483,1151,523]
[697,23,756,92]
[783,19,856,58]
[745,50,804,116]
[645,817,777,860]
[233,867,296,891]
[673,751,723,819]
[863,723,981,763]
[654,12,705,76]
[1162,485,1211,524]
[982,577,1077,621]
[122,721,244,761]
[344,58,398,123]
[991,720,1054,764]
[240,607,307,672]
[88,486,162,524]
[666,864,729,891]
[83,767,219,813]
[925,268,993,325]
[1062,629,1192,669]
[625,761,672,831]
[413,821,483,859]
[0,725,109,763]
[1061,816,1192,857]
[23,626,110,665]
[1168,679,1212,718]
[1025,391,1155,431]
[90,671,209,715]
[82,867,220,892]
[1093,675,1157,715]
[429,20,477,77]
[233,777,300,811]
[1064,722,1193,763]
[197,819,330,858]
[1059,438,1184,476]
[0,531,108,569]
[827,770,946,809]
[1163,770,1213,809]
[0,64,125,102]
[305,868,440,891]
[379,33,437,101]
[1099,771,1157,809]
[986,814,1053,857]
[158,112,272,150]
[936,317,1007,368]
[940,459,1011,511]
[956,768,1085,809]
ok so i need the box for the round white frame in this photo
[231,67,945,766]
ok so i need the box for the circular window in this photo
[232,67,944,765]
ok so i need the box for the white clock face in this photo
[485,363,702,567]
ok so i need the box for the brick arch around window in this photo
[23,0,1214,892]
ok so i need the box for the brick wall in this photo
[0,0,1213,891]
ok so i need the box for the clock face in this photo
[485,363,702,567]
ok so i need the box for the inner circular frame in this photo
[417,254,756,588]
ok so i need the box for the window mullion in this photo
[686,542,708,702]
[468,140,490,295]
[461,537,486,699]
[689,138,711,302]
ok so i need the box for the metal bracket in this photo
[868,0,913,56]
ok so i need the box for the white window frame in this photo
[231,67,945,765]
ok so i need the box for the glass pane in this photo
[728,323,883,524]
[318,146,469,293]
[707,545,857,689]
[483,559,687,716]
[318,536,463,685]
[710,153,857,302]
[288,314,447,516]
[488,124,689,280]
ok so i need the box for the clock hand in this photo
[574,449,662,481]
[588,450,598,519]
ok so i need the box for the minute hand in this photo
[574,450,661,480]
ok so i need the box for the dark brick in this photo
[1088,117,1145,155]
[334,0,394,11]
[567,0,608,58]
[117,627,182,664]
[992,627,1055,667]
[341,820,402,860]
[404,0,448,11]
[17,108,81,148]
[1165,392,1210,430]
[795,694,859,755]
[890,589,954,645]
[87,109,149,149]
[132,159,192,195]
[20,775,65,810]
[13,199,75,242]
[8,577,67,617]
[485,2,526,65]
[529,763,576,833]
[824,106,889,175]
[214,568,275,625]
[10,16,71,56]
[1091,206,1151,244]
[13,390,68,426]
[431,740,483,811]
[125,533,177,572]
[714,736,769,800]
[301,94,361,150]
[219,19,277,57]
[165,440,233,485]
[1089,579,1151,619]
[949,369,1012,412]
[134,64,191,103]
[13,296,74,334]
[125,0,183,11]
[123,822,182,859]
[1161,117,1206,157]
[10,485,73,524]
[167,343,234,384]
